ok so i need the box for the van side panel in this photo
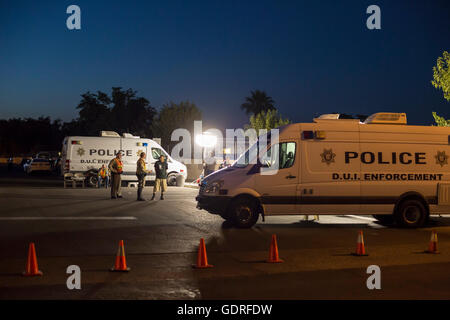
[359,126,450,215]
[68,137,120,173]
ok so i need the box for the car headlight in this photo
[203,180,224,194]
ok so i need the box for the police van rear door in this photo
[120,138,140,178]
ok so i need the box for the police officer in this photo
[203,151,217,176]
[151,154,168,200]
[136,152,148,201]
[109,152,123,199]
[97,164,109,188]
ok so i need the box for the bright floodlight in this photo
[195,134,217,148]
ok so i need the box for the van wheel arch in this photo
[394,192,430,215]
[394,192,430,227]
[229,194,264,215]
[167,171,179,186]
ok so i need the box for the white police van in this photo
[196,112,450,228]
[62,131,187,187]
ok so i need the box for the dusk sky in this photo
[1,0,449,130]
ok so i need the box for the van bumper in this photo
[196,195,232,215]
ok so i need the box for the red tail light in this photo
[65,159,70,172]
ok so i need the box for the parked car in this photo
[26,158,52,174]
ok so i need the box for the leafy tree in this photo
[240,90,276,115]
[109,87,156,137]
[431,51,450,126]
[152,101,202,152]
[76,91,112,135]
[432,112,450,127]
[0,87,158,156]
[432,51,450,102]
[0,117,65,155]
[75,87,156,137]
[246,109,291,136]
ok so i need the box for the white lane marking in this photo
[345,215,377,222]
[0,217,137,220]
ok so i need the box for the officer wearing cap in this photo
[136,152,149,201]
[109,152,123,199]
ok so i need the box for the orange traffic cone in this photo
[352,230,368,256]
[425,230,439,254]
[23,243,43,276]
[267,234,284,263]
[110,240,130,272]
[193,238,213,268]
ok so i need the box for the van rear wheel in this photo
[229,197,259,228]
[88,175,98,188]
[394,199,428,228]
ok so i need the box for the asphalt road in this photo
[1,171,450,299]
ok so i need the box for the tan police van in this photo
[196,112,450,228]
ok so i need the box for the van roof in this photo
[287,121,450,135]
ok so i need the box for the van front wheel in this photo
[394,199,428,228]
[230,197,259,228]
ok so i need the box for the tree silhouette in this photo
[0,117,65,155]
[152,101,202,152]
[76,87,157,137]
[0,88,194,157]
[76,91,112,135]
[240,90,275,115]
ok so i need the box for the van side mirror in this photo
[247,160,269,175]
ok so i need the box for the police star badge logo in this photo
[435,151,449,167]
[320,148,336,165]
[76,147,85,157]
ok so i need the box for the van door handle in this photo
[285,174,296,179]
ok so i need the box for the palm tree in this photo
[240,90,275,115]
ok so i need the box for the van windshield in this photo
[151,147,170,161]
[233,142,258,168]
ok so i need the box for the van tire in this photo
[167,173,177,186]
[229,197,259,228]
[88,175,98,188]
[372,214,394,225]
[394,199,428,228]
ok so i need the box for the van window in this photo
[152,148,163,160]
[151,148,170,161]
[262,142,296,169]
